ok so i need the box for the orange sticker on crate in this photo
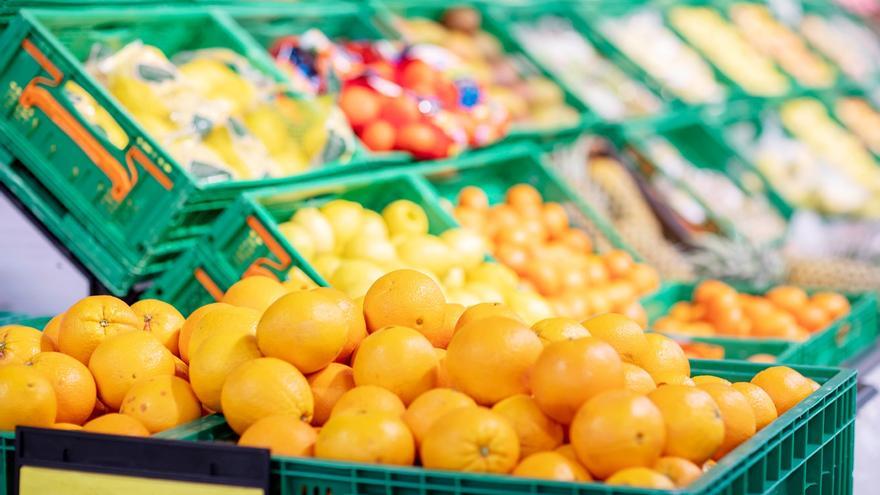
[242,215,292,280]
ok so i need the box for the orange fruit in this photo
[435,348,452,388]
[648,385,724,464]
[333,292,367,364]
[559,229,593,253]
[766,286,808,313]
[793,304,831,333]
[307,363,356,426]
[811,292,850,319]
[352,326,438,405]
[497,225,533,248]
[530,317,590,345]
[446,316,543,405]
[692,375,731,386]
[697,383,756,459]
[628,264,660,294]
[693,280,735,305]
[429,303,465,349]
[491,394,564,457]
[495,244,529,275]
[363,270,446,336]
[403,388,477,445]
[531,337,624,424]
[188,306,260,360]
[82,413,149,437]
[581,313,647,363]
[257,288,350,374]
[750,366,814,415]
[455,302,521,331]
[751,311,799,338]
[570,389,666,479]
[239,415,317,457]
[458,186,489,210]
[120,375,201,433]
[513,452,591,481]
[707,304,748,336]
[0,364,57,430]
[420,407,520,473]
[178,303,234,363]
[606,467,675,488]
[330,385,405,418]
[622,363,657,394]
[27,351,96,425]
[541,202,570,239]
[41,314,63,352]
[316,411,414,465]
[339,86,380,126]
[604,250,635,278]
[58,295,141,364]
[189,328,262,412]
[524,261,562,296]
[453,206,484,230]
[654,457,702,487]
[634,333,690,385]
[131,299,185,355]
[52,423,83,430]
[221,357,314,434]
[0,325,42,365]
[742,297,776,321]
[88,331,175,409]
[506,184,542,210]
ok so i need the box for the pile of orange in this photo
[0,270,820,490]
[654,280,851,340]
[452,184,659,323]
[0,297,197,436]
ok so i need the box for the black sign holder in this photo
[14,427,270,494]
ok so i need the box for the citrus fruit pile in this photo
[654,280,851,340]
[0,270,820,489]
[278,198,557,323]
[0,298,198,435]
[451,183,659,322]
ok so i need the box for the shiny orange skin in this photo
[531,337,625,424]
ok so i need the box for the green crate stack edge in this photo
[642,281,880,366]
[698,89,880,221]
[147,143,646,315]
[153,360,857,495]
[0,3,415,296]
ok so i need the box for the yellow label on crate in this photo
[19,466,264,495]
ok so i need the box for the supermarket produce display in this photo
[1,0,879,494]
[0,275,853,494]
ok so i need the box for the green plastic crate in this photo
[372,0,596,145]
[706,92,880,219]
[576,0,744,109]
[148,143,644,315]
[0,5,406,295]
[482,1,676,126]
[621,116,791,247]
[158,360,857,495]
[711,0,857,94]
[643,280,880,366]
